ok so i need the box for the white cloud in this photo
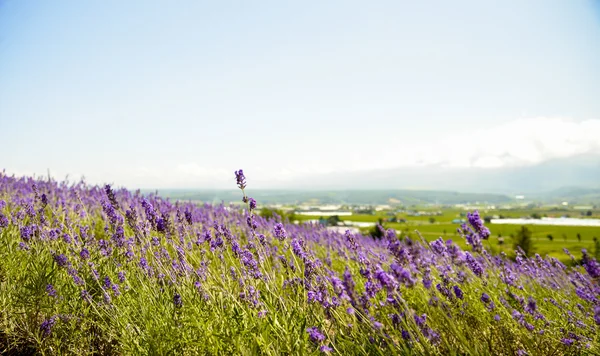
[406,117,600,168]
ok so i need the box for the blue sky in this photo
[1,0,599,189]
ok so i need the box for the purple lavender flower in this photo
[306,326,326,343]
[46,284,57,298]
[525,296,537,315]
[103,276,112,289]
[481,293,491,304]
[20,225,33,241]
[453,285,464,300]
[184,209,193,225]
[53,254,69,268]
[374,266,398,291]
[80,248,90,260]
[40,317,56,337]
[0,213,9,229]
[246,215,257,230]
[319,345,332,353]
[235,169,246,189]
[423,276,432,289]
[81,289,91,302]
[345,230,358,250]
[141,199,157,225]
[581,250,600,278]
[561,338,574,346]
[139,257,150,271]
[248,197,257,210]
[156,217,168,233]
[104,184,120,210]
[465,252,484,277]
[430,238,446,254]
[112,283,121,296]
[40,193,48,206]
[274,223,287,240]
[101,200,119,226]
[67,268,84,286]
[467,210,490,239]
[173,293,183,308]
[414,314,426,327]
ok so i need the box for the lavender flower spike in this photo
[235,169,247,189]
[306,326,326,343]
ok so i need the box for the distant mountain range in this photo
[157,189,514,206]
[271,154,600,194]
[156,154,600,205]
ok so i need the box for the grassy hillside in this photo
[0,173,599,354]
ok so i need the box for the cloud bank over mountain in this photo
[5,117,600,192]
[403,117,600,168]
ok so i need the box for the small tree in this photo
[577,233,581,242]
[562,234,567,242]
[547,234,553,242]
[327,215,341,227]
[513,226,534,256]
[429,217,436,224]
[587,210,593,217]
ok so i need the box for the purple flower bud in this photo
[20,225,33,241]
[54,253,69,268]
[40,316,56,337]
[80,248,90,260]
[561,338,574,346]
[0,213,9,229]
[414,314,426,327]
[453,285,464,300]
[319,345,333,353]
[248,197,257,210]
[306,326,326,343]
[46,284,57,298]
[173,293,183,308]
[481,293,491,304]
[525,296,537,315]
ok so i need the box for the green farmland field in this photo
[294,211,600,263]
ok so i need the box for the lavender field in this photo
[0,170,599,355]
